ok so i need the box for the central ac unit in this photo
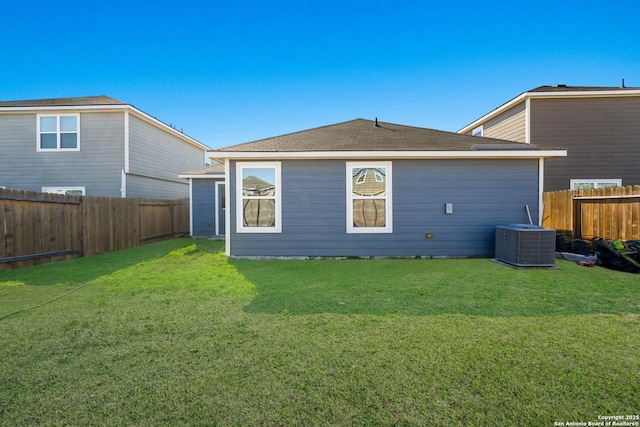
[495,224,555,267]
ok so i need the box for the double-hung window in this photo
[236,162,281,233]
[347,161,392,233]
[37,114,79,151]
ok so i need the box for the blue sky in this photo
[2,0,639,149]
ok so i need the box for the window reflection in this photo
[352,168,386,196]
[243,199,276,227]
[241,167,277,228]
[352,167,387,228]
[353,199,386,227]
[242,168,276,196]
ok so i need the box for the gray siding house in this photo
[206,119,565,258]
[458,85,640,191]
[0,96,209,198]
[179,163,226,238]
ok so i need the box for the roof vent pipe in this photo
[374,117,380,127]
[622,78,626,88]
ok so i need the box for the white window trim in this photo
[570,179,622,190]
[346,161,393,234]
[472,125,483,137]
[36,113,80,152]
[42,186,86,196]
[236,161,282,233]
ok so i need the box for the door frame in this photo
[215,181,226,236]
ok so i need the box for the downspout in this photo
[188,178,194,236]
[122,110,130,198]
[225,159,231,257]
[538,158,545,225]
[121,170,126,199]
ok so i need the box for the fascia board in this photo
[0,104,127,113]
[528,89,640,98]
[213,150,567,160]
[178,173,225,179]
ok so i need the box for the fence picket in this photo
[633,186,640,238]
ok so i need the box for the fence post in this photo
[573,195,581,239]
[171,199,175,237]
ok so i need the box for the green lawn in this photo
[1,239,639,426]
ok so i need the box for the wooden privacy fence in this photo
[543,185,640,240]
[0,188,189,271]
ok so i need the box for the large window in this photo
[42,187,86,196]
[236,162,281,233]
[37,114,80,151]
[570,179,622,190]
[347,161,392,233]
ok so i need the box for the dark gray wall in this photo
[228,159,540,257]
[531,97,640,191]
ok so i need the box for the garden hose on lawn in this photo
[0,282,91,321]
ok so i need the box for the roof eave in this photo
[210,150,567,160]
[178,174,225,179]
[0,104,127,113]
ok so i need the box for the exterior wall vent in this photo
[495,224,556,267]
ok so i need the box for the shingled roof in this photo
[0,95,126,107]
[179,162,225,177]
[215,118,559,153]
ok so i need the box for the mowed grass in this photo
[1,239,639,426]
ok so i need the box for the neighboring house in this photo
[0,96,210,198]
[458,85,640,191]
[179,162,226,238]
[201,118,565,258]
